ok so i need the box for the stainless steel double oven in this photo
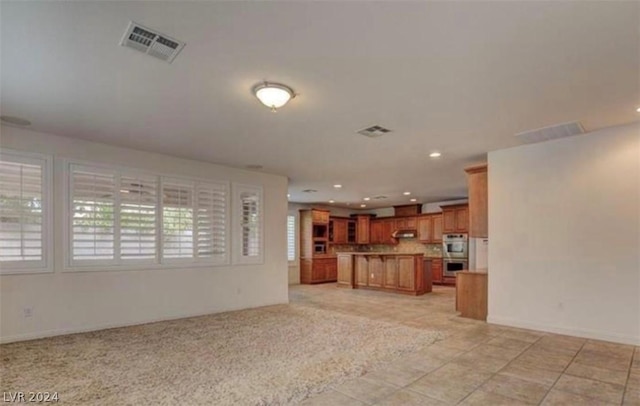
[442,233,468,277]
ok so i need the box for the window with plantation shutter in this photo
[233,184,263,264]
[0,150,51,273]
[161,178,228,263]
[71,166,116,262]
[162,179,194,259]
[195,181,227,262]
[119,174,157,260]
[287,215,295,262]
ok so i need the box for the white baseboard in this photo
[487,315,640,346]
[0,300,288,344]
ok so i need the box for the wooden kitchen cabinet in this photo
[347,253,425,295]
[353,215,373,244]
[395,216,417,230]
[383,257,398,288]
[397,256,417,292]
[417,214,444,243]
[465,164,488,238]
[368,256,384,287]
[428,258,443,284]
[301,257,337,284]
[369,219,383,244]
[330,217,349,244]
[382,218,397,245]
[312,209,330,224]
[355,255,368,286]
[337,254,353,287]
[442,204,469,234]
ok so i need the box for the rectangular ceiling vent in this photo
[120,21,185,63]
[357,125,392,138]
[515,121,584,144]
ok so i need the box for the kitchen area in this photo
[296,164,489,319]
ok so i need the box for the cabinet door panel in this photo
[368,257,383,287]
[456,207,469,233]
[443,210,456,233]
[397,256,415,291]
[312,261,327,281]
[384,257,398,288]
[370,220,383,244]
[337,255,352,285]
[431,259,443,283]
[355,256,368,286]
[432,215,443,243]
[417,216,432,242]
[326,259,337,281]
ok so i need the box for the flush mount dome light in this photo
[252,82,295,112]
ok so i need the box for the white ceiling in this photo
[1,1,639,208]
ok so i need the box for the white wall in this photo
[488,122,640,345]
[0,126,289,343]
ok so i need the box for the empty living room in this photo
[1,1,639,405]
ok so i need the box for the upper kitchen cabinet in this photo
[417,214,443,243]
[441,204,468,234]
[312,209,330,224]
[369,219,383,244]
[352,214,374,244]
[329,217,349,244]
[465,164,488,238]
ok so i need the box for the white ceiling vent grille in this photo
[357,125,392,138]
[515,121,585,144]
[120,22,185,63]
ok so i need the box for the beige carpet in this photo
[1,304,442,405]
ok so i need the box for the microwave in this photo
[314,243,326,254]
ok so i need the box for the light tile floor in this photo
[292,284,639,406]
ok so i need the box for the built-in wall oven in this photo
[443,258,468,277]
[443,234,468,259]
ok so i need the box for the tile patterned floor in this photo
[291,284,639,406]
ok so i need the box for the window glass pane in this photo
[120,175,157,260]
[162,181,194,259]
[287,215,295,261]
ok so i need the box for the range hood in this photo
[392,229,417,239]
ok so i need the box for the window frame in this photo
[0,149,53,275]
[232,183,264,265]
[287,214,296,264]
[63,159,231,272]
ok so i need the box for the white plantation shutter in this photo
[195,182,227,262]
[0,151,50,272]
[287,215,295,261]
[233,184,263,264]
[119,174,157,260]
[71,165,116,262]
[162,179,194,259]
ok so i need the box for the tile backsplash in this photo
[330,239,442,257]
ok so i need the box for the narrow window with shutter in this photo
[195,181,228,262]
[287,215,295,262]
[233,184,263,264]
[162,179,194,259]
[119,174,157,261]
[70,165,116,263]
[0,151,50,273]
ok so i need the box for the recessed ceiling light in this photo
[363,197,370,201]
[410,198,417,202]
[403,192,411,196]
[360,204,367,208]
[252,82,295,112]
[329,200,335,203]
[0,115,31,126]
[429,151,442,158]
[333,184,342,189]
[287,194,290,198]
[636,107,640,113]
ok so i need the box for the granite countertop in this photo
[457,270,488,275]
[336,252,425,256]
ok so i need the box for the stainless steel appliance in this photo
[443,234,468,259]
[443,258,468,277]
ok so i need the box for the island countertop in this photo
[336,252,424,256]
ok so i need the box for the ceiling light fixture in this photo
[360,204,367,208]
[329,200,335,204]
[636,107,640,113]
[429,151,442,158]
[252,82,295,112]
[403,192,411,196]
[410,198,417,202]
[363,197,370,201]
[333,184,342,189]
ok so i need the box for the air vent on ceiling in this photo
[357,125,392,138]
[302,189,317,193]
[515,121,584,144]
[120,21,185,63]
[372,195,388,200]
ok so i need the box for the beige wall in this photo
[0,126,289,343]
[488,122,640,345]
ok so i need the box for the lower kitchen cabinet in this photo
[427,258,444,284]
[337,253,426,295]
[301,257,338,284]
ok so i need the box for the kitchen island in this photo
[337,253,430,296]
